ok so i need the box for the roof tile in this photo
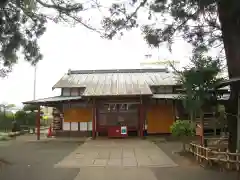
[53,69,178,96]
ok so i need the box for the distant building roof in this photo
[52,68,178,97]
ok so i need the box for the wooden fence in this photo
[189,142,240,172]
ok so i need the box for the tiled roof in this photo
[152,93,230,100]
[52,69,177,96]
[23,96,82,104]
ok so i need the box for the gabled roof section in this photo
[52,68,178,96]
[23,96,82,105]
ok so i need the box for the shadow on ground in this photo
[0,139,82,180]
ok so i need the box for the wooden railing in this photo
[205,137,228,151]
[189,143,240,171]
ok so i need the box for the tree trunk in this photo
[217,0,240,152]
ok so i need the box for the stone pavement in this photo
[54,139,178,180]
[74,167,158,180]
[54,139,178,168]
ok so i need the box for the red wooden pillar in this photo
[36,105,41,140]
[139,100,144,138]
[92,99,96,139]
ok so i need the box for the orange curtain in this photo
[147,104,174,133]
[64,108,92,122]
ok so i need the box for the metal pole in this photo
[33,65,39,140]
[37,105,40,140]
[33,65,37,100]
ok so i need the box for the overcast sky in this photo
[0,3,196,107]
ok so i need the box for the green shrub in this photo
[170,120,195,151]
[15,110,36,126]
[170,120,195,137]
[0,112,13,131]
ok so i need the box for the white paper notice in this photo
[71,122,78,131]
[121,126,127,135]
[63,122,70,131]
[88,121,92,131]
[80,122,87,131]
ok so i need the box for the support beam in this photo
[139,98,144,138]
[92,99,96,139]
[36,105,41,140]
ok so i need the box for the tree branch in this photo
[36,0,83,12]
[106,0,148,38]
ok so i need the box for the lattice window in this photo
[150,87,157,94]
[165,86,173,93]
[119,104,128,111]
[71,88,79,96]
[62,88,70,96]
[109,104,117,112]
[156,86,173,94]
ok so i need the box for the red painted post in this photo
[37,105,41,140]
[92,100,96,139]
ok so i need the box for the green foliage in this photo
[23,104,38,112]
[0,112,13,131]
[174,51,223,117]
[97,0,240,61]
[170,120,195,137]
[25,112,36,126]
[15,110,36,126]
[0,0,86,77]
[1,0,239,79]
[15,110,27,125]
[0,103,16,111]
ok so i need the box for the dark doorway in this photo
[97,103,139,136]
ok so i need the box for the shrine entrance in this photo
[97,102,139,136]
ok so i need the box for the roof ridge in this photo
[68,68,169,74]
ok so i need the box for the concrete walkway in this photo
[55,139,178,168]
[74,167,159,180]
[55,139,178,180]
